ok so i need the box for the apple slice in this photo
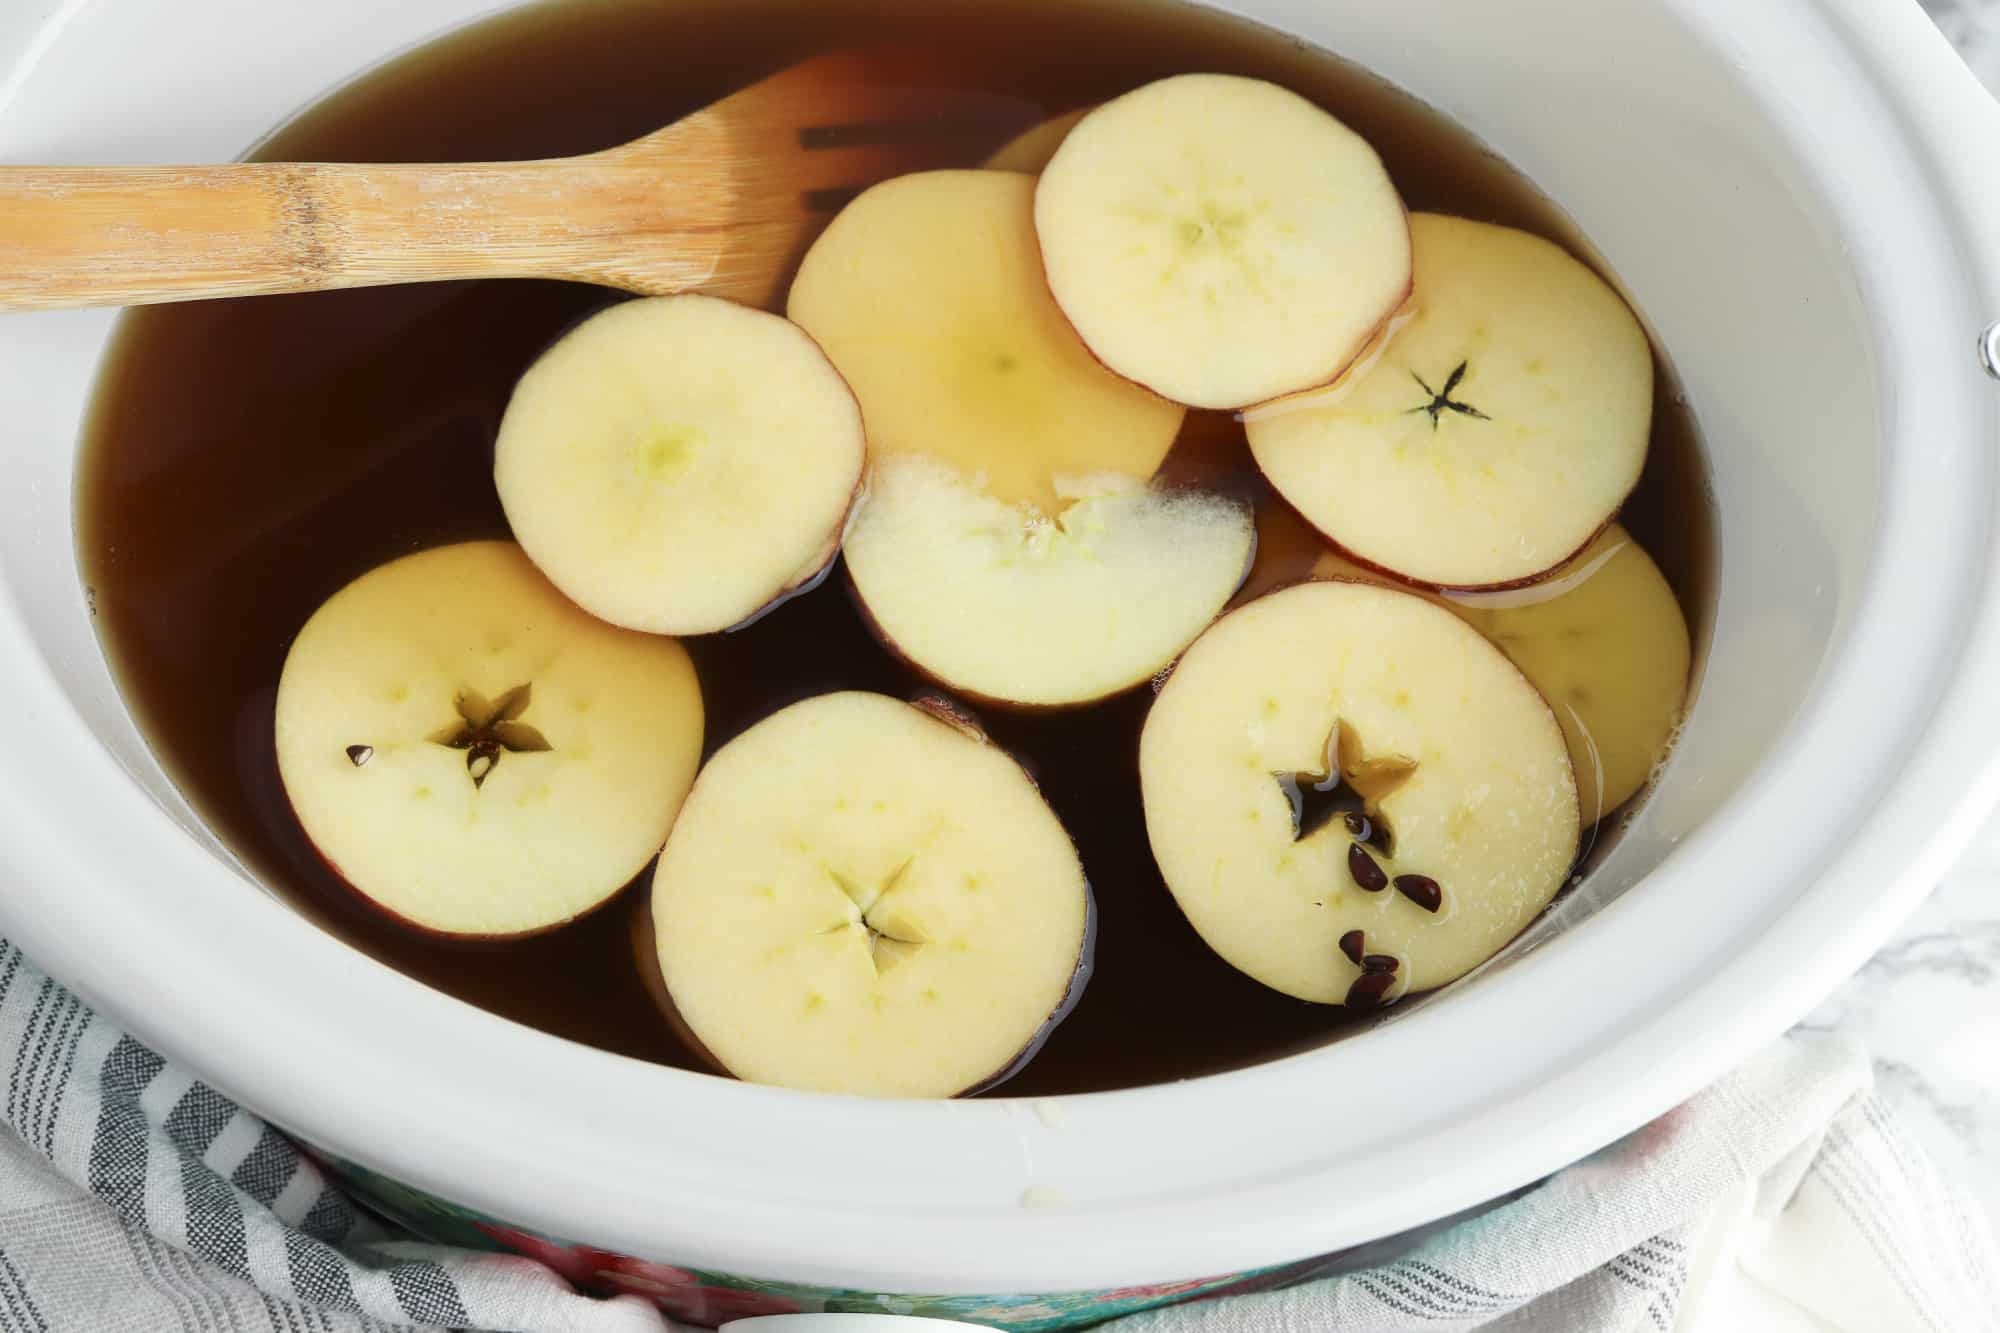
[982,107,1090,173]
[1245,213,1653,587]
[274,541,704,937]
[651,691,1093,1097]
[494,294,865,635]
[843,455,1254,708]
[1140,580,1579,1004]
[1033,73,1411,410]
[787,169,1184,515]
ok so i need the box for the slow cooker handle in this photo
[1922,42,2000,377]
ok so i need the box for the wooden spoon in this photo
[0,47,1030,313]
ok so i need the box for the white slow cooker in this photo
[1,0,1997,1325]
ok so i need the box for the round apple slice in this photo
[652,691,1092,1097]
[844,455,1254,708]
[1141,580,1579,1005]
[274,541,704,938]
[495,294,865,636]
[787,169,1184,515]
[1245,213,1653,587]
[1034,73,1412,410]
[982,107,1090,172]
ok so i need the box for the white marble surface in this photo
[1925,0,2000,89]
[1819,0,2000,1246]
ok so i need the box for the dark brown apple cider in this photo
[76,0,1714,1095]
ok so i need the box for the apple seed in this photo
[1347,843,1389,893]
[1393,874,1444,914]
[1344,970,1396,1011]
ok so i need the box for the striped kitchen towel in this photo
[0,939,665,1333]
[4,933,1999,1333]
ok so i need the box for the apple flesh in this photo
[495,294,865,636]
[1140,580,1579,1004]
[273,541,704,937]
[1245,213,1653,588]
[1034,73,1412,410]
[1235,466,1690,824]
[651,691,1092,1097]
[843,455,1255,709]
[788,169,1184,515]
[1383,528,1688,825]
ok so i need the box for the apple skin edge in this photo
[1243,471,1637,598]
[629,895,733,1078]
[908,692,992,744]
[714,470,864,635]
[1291,502,1629,598]
[964,882,1097,1097]
[907,691,1056,791]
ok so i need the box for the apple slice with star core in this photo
[1034,73,1412,409]
[1245,213,1653,587]
[495,293,865,635]
[788,169,1183,515]
[651,691,1092,1097]
[274,541,704,937]
[1140,580,1579,1005]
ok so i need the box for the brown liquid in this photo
[76,0,1715,1095]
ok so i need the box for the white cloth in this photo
[1108,1035,1999,1333]
[1,939,1996,1333]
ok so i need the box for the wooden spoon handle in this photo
[0,158,718,312]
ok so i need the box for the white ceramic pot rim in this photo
[2,0,1999,1298]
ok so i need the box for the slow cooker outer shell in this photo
[0,0,1996,1300]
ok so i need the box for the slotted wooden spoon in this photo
[0,47,1029,313]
